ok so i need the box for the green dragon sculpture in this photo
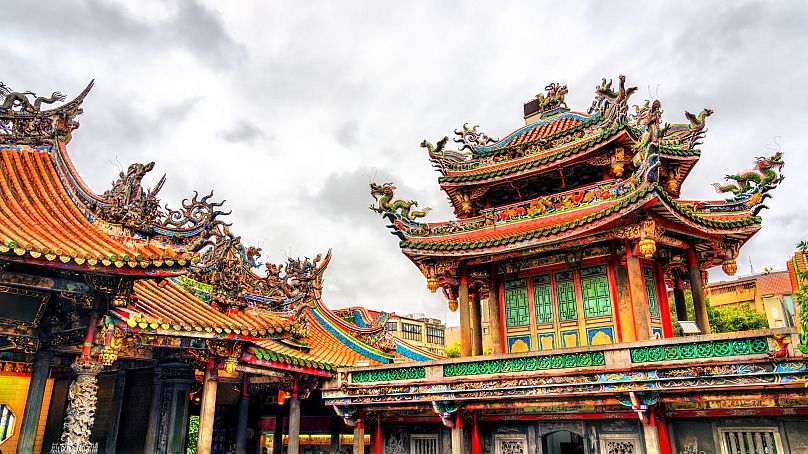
[369,182,431,221]
[713,151,784,195]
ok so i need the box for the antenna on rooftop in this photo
[749,256,755,274]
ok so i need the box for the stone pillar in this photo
[459,266,471,357]
[17,349,53,453]
[288,397,301,454]
[487,267,503,354]
[105,370,127,454]
[60,360,104,452]
[470,290,483,356]
[625,250,652,340]
[272,406,284,454]
[642,423,661,454]
[353,420,364,454]
[451,412,464,454]
[196,361,218,454]
[144,366,164,453]
[687,247,711,334]
[673,275,688,321]
[235,374,249,454]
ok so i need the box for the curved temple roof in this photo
[0,81,227,276]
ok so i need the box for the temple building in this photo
[0,82,434,454]
[323,76,808,453]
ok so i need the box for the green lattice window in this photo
[580,267,612,318]
[643,267,661,318]
[504,278,529,327]
[533,275,553,325]
[555,272,577,322]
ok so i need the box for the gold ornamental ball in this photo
[447,299,458,312]
[722,259,738,276]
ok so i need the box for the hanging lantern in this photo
[223,356,238,374]
[447,298,458,312]
[722,259,738,276]
[427,277,439,293]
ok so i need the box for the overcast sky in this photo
[4,1,807,325]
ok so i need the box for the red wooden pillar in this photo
[655,405,673,454]
[373,415,383,454]
[471,412,481,454]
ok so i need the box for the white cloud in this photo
[5,0,807,326]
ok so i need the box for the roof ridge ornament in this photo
[534,82,569,118]
[453,123,497,152]
[711,151,784,215]
[93,161,231,243]
[0,80,94,145]
[591,75,637,124]
[369,181,431,222]
[421,136,470,175]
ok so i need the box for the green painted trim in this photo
[629,337,769,363]
[351,366,427,383]
[443,351,606,377]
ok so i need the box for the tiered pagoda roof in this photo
[372,75,783,300]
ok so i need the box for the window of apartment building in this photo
[426,326,444,345]
[386,321,398,332]
[401,322,422,341]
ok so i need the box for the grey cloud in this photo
[10,0,807,321]
[219,120,268,144]
[4,0,245,70]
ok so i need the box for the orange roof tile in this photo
[251,308,386,368]
[0,145,191,275]
[756,271,793,296]
[111,279,296,338]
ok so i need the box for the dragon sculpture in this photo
[189,222,331,317]
[711,151,784,215]
[0,80,93,146]
[421,136,469,175]
[369,182,431,221]
[535,82,569,113]
[96,162,166,232]
[0,83,66,113]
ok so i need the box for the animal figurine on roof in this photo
[369,182,432,222]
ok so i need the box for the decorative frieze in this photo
[629,337,769,363]
[352,366,426,383]
[443,351,606,377]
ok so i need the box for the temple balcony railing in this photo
[324,328,800,388]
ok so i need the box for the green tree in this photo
[794,241,808,352]
[445,341,461,358]
[668,286,767,334]
[706,302,768,333]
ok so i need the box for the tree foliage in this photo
[706,302,768,333]
[668,285,767,334]
[445,341,461,358]
[795,241,808,352]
